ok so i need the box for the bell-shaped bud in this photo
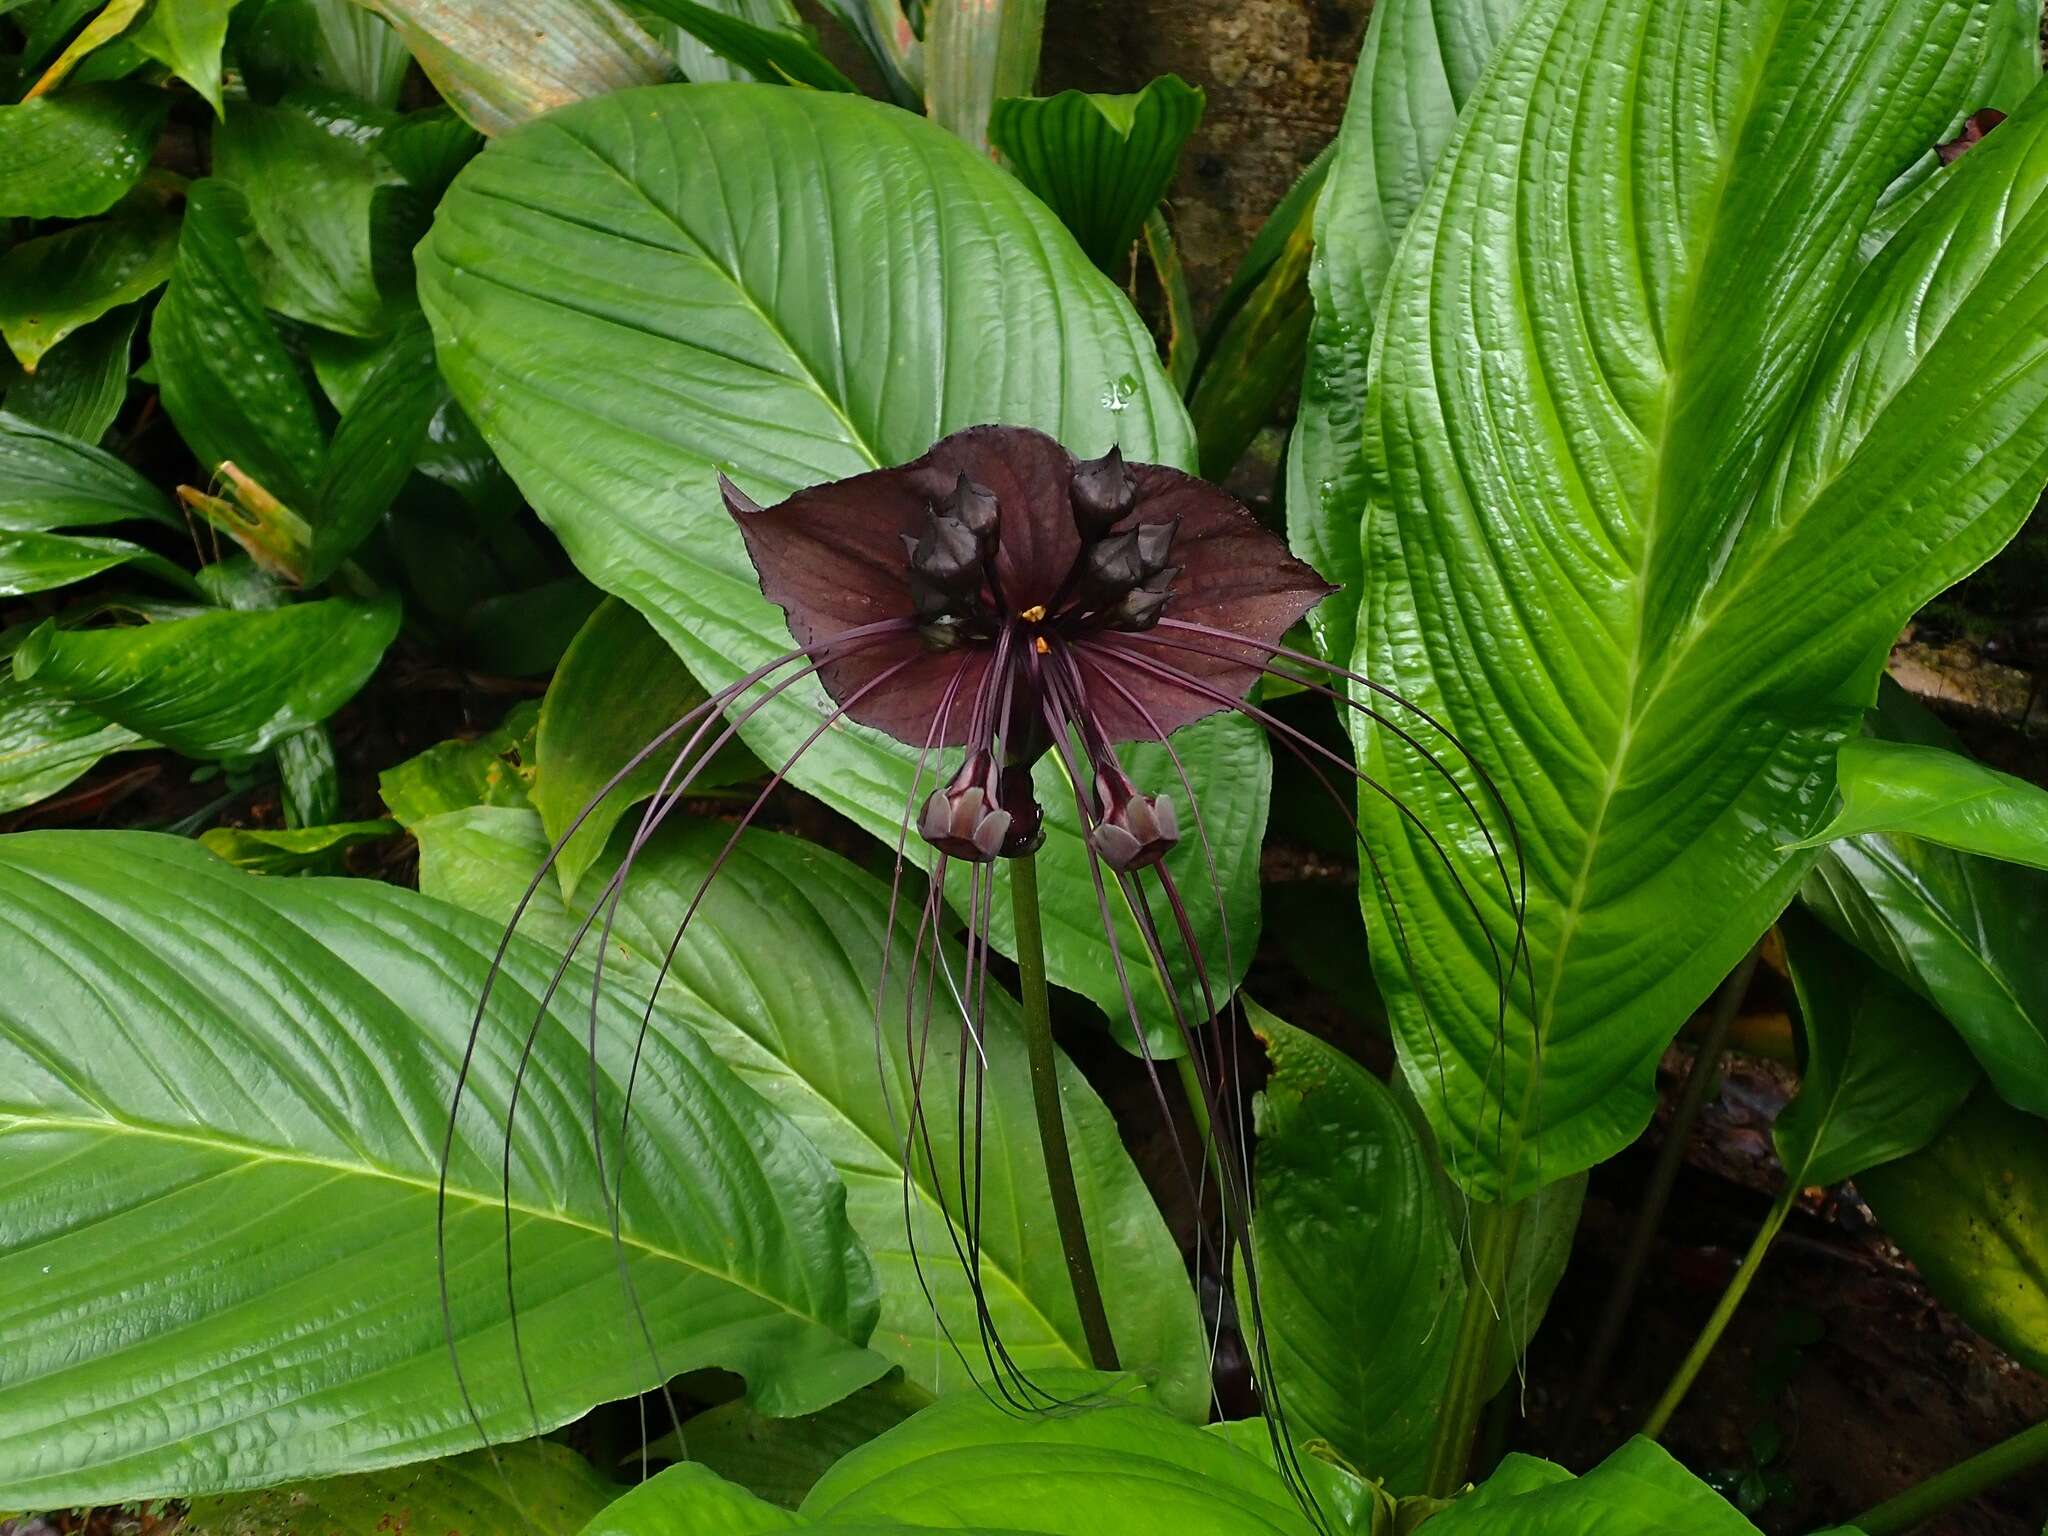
[1133,517,1178,577]
[918,751,1043,862]
[1071,445,1136,539]
[1087,763,1180,871]
[1080,528,1145,595]
[948,474,1000,553]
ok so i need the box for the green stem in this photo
[1422,1198,1527,1497]
[1643,1185,1793,1439]
[1852,1417,2048,1535]
[1010,850,1120,1372]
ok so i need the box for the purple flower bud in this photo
[1088,763,1180,872]
[1071,445,1135,539]
[918,752,1043,861]
[949,473,1000,551]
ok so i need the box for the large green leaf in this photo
[581,1461,800,1535]
[1790,738,2048,872]
[0,208,176,373]
[534,595,755,903]
[1247,1005,1457,1493]
[418,84,1260,1056]
[0,831,885,1507]
[988,75,1205,272]
[0,85,167,219]
[0,672,142,814]
[245,0,412,108]
[799,1376,1316,1534]
[312,314,447,580]
[1427,1439,1757,1535]
[1,306,139,444]
[367,0,671,136]
[1858,1087,2048,1377]
[0,412,170,531]
[410,807,1211,1417]
[1285,0,1521,664]
[151,179,329,508]
[12,592,400,758]
[213,99,402,337]
[1352,14,2048,1198]
[1775,912,1980,1190]
[380,699,540,825]
[644,1379,926,1509]
[184,1441,618,1536]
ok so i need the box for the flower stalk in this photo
[1010,848,1121,1372]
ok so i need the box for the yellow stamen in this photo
[1034,636,1050,655]
[1020,604,1047,622]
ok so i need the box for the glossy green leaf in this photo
[213,100,401,337]
[635,0,855,92]
[648,0,794,85]
[1776,912,1981,1190]
[1353,15,2048,1198]
[535,596,756,903]
[988,75,1205,272]
[378,105,484,193]
[369,0,671,137]
[131,0,236,115]
[184,1441,618,1536]
[410,807,1211,1417]
[924,0,1042,158]
[0,411,171,531]
[1803,831,2048,1121]
[1187,146,1327,481]
[1791,738,2048,872]
[1428,1439,1758,1535]
[0,209,176,373]
[581,1461,798,1535]
[0,85,168,219]
[276,720,341,827]
[1141,209,1197,394]
[0,529,190,597]
[418,84,1254,1057]
[1859,1087,2048,1377]
[198,817,398,874]
[644,1379,926,1508]
[380,700,540,826]
[1,306,138,443]
[1286,0,1520,663]
[799,1376,1315,1534]
[0,672,142,814]
[1247,1004,1457,1492]
[12,592,400,759]
[151,179,329,508]
[0,831,885,1507]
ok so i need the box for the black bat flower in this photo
[446,425,1523,1522]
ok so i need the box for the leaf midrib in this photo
[0,1109,810,1323]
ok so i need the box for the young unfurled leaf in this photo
[0,831,886,1508]
[0,207,177,372]
[369,0,670,136]
[22,0,148,97]
[11,590,400,758]
[0,85,169,219]
[151,180,329,507]
[1789,737,2048,872]
[989,75,1205,272]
